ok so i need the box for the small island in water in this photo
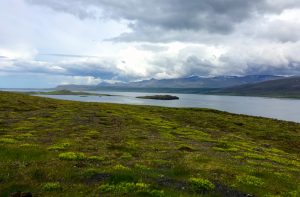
[137,95,179,100]
[29,89,113,96]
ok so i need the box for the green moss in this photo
[18,133,34,138]
[48,142,71,151]
[112,164,130,171]
[20,143,38,148]
[236,175,264,187]
[99,182,164,196]
[42,182,62,191]
[188,177,215,191]
[82,168,102,178]
[58,152,85,160]
[243,153,266,160]
[0,138,18,144]
[120,152,133,160]
[88,156,105,161]
[85,130,100,139]
[213,147,239,152]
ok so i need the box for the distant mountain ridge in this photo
[57,75,283,90]
[210,76,300,98]
[97,75,283,88]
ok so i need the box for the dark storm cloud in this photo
[15,0,300,79]
[28,0,300,36]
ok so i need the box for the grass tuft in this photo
[58,152,85,161]
[42,182,62,191]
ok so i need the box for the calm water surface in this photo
[35,91,300,123]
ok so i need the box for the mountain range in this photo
[210,76,300,98]
[56,75,300,98]
[57,75,283,90]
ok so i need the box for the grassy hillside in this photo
[211,76,300,98]
[0,91,299,196]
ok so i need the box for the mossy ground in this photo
[0,91,299,197]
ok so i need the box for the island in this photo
[136,95,179,100]
[28,89,113,96]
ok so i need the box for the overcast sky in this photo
[1,0,300,88]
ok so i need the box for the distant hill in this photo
[57,75,283,91]
[211,76,300,98]
[98,75,282,88]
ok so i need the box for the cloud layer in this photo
[1,0,300,87]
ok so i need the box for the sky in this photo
[1,0,300,88]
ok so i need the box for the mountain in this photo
[211,76,300,98]
[98,75,283,88]
[57,75,283,91]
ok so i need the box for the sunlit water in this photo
[30,91,300,123]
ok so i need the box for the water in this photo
[35,91,300,123]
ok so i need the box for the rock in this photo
[10,192,21,197]
[86,173,111,184]
[9,192,32,197]
[253,147,264,152]
[21,192,32,197]
[178,146,194,152]
[262,143,271,148]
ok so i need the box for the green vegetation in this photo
[0,91,299,196]
[58,152,85,161]
[42,182,62,191]
[188,178,215,192]
[98,182,164,196]
[236,175,264,187]
[29,89,113,96]
[137,95,179,100]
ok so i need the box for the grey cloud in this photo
[39,53,101,58]
[28,0,300,38]
[149,54,216,78]
[5,0,300,81]
[244,62,300,76]
[27,0,97,20]
[0,58,124,80]
[259,21,300,43]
